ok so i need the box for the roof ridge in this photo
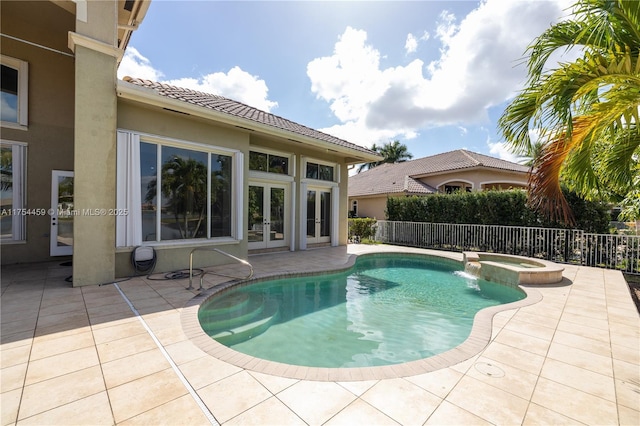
[459,149,481,166]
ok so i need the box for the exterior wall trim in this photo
[68,31,123,60]
[434,178,475,191]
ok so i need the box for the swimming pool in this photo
[197,254,526,368]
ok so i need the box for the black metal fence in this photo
[372,221,640,274]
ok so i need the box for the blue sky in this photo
[118,0,575,164]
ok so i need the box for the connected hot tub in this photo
[463,252,565,286]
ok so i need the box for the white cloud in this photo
[488,141,523,164]
[165,67,278,112]
[118,47,277,112]
[405,33,418,54]
[405,31,430,55]
[307,0,572,148]
[117,47,164,81]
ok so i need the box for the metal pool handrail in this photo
[188,247,254,291]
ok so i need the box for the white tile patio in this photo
[1,245,639,425]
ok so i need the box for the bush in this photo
[348,218,377,241]
[386,189,610,233]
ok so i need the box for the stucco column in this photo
[69,1,119,286]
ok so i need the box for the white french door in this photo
[306,187,332,245]
[50,170,74,256]
[248,182,289,250]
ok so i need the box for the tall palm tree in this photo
[356,140,413,173]
[378,140,413,164]
[498,0,640,224]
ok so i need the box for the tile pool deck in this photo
[1,245,639,425]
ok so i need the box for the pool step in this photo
[200,294,267,330]
[205,299,280,345]
[203,293,251,316]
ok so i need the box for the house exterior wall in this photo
[114,101,251,276]
[1,1,75,265]
[114,102,350,277]
[250,135,350,250]
[351,196,388,220]
[420,168,527,192]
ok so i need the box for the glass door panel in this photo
[306,188,331,244]
[320,190,331,238]
[306,190,316,238]
[248,185,264,243]
[50,170,74,256]
[270,187,285,242]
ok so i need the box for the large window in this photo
[140,141,233,242]
[0,142,26,242]
[1,56,28,128]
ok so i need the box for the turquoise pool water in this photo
[198,255,525,368]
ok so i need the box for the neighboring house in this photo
[348,149,529,219]
[0,0,380,286]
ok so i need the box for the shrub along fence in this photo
[372,220,640,275]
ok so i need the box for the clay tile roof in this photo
[348,162,438,197]
[121,77,377,157]
[348,149,529,197]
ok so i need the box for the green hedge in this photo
[386,189,610,233]
[348,218,377,241]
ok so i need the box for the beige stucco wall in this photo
[419,168,528,191]
[352,196,388,220]
[1,1,75,265]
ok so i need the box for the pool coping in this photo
[180,251,547,382]
[463,251,565,286]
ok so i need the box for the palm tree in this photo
[519,140,547,167]
[356,143,380,173]
[498,0,640,224]
[356,140,413,173]
[378,140,413,164]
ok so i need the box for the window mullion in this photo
[207,152,211,239]
[155,144,162,242]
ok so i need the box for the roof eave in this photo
[409,164,527,179]
[118,0,152,52]
[116,80,381,163]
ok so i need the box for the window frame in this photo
[1,55,29,129]
[248,148,295,180]
[0,140,27,243]
[142,137,239,244]
[301,157,339,185]
[116,130,243,248]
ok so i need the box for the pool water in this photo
[198,255,525,368]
